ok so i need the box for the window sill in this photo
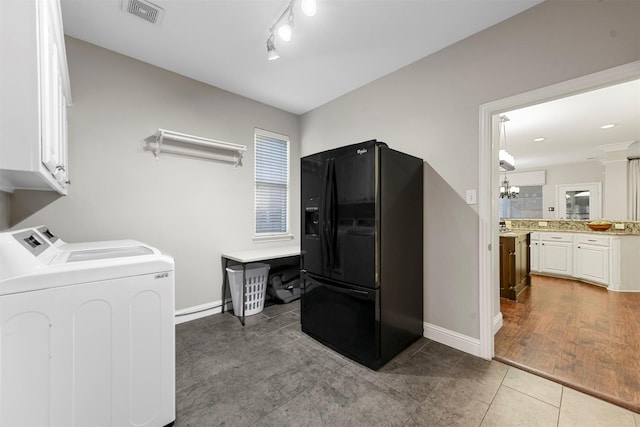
[252,233,294,243]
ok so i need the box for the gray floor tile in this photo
[558,387,636,427]
[480,385,559,427]
[382,347,459,403]
[405,382,490,427]
[502,367,563,407]
[173,304,635,427]
[434,354,508,406]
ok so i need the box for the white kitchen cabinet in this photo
[529,232,540,272]
[529,231,640,290]
[539,233,573,277]
[609,236,640,291]
[574,234,610,286]
[0,0,72,195]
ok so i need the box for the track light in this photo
[301,0,317,16]
[266,0,317,60]
[267,35,280,61]
[277,21,293,42]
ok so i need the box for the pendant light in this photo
[499,115,519,199]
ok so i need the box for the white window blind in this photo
[255,129,289,235]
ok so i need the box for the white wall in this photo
[300,1,640,340]
[8,38,300,311]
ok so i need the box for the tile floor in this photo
[174,300,640,426]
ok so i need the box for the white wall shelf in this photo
[145,129,246,166]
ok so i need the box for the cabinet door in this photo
[39,1,66,182]
[540,241,573,276]
[575,244,609,285]
[514,235,529,285]
[499,236,515,299]
[530,240,540,272]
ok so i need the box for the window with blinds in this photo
[254,129,289,236]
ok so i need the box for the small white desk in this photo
[221,245,300,325]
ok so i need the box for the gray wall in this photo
[8,38,300,311]
[299,1,640,339]
[0,191,9,230]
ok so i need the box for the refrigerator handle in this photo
[321,159,332,270]
[326,158,336,269]
[305,274,371,299]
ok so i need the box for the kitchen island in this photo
[499,231,530,301]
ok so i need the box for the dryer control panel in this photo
[12,229,51,257]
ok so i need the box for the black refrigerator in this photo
[300,140,423,370]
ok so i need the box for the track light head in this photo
[267,34,280,61]
[277,22,293,42]
[301,0,317,16]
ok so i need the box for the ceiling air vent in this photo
[122,0,165,25]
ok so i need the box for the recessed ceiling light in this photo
[533,137,545,142]
[601,124,616,129]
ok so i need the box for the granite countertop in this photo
[499,231,531,238]
[504,219,640,236]
[507,228,638,236]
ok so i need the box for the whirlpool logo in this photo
[357,148,368,155]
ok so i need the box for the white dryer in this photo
[0,227,175,427]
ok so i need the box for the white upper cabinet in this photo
[0,0,72,195]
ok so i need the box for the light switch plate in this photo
[466,189,477,205]
[538,221,548,227]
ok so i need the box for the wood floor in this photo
[495,274,640,413]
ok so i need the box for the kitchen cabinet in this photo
[0,0,71,195]
[499,232,530,300]
[530,232,540,272]
[574,234,610,286]
[609,236,640,291]
[539,233,573,277]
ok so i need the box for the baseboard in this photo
[493,312,503,334]
[423,322,481,357]
[174,300,232,325]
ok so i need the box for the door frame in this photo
[477,61,640,360]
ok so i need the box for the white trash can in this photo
[226,263,270,316]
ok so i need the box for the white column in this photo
[600,142,634,220]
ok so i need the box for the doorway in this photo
[478,61,640,407]
[477,60,640,359]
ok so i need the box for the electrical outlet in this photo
[538,221,548,227]
[465,189,477,205]
[614,223,625,230]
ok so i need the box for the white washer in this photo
[0,227,175,427]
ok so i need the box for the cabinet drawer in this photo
[576,234,610,247]
[539,233,573,243]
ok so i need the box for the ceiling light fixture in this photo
[499,150,515,171]
[266,34,280,61]
[533,137,545,142]
[601,124,616,129]
[266,0,317,60]
[498,115,519,198]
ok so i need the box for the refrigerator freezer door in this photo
[301,151,331,278]
[301,273,380,367]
